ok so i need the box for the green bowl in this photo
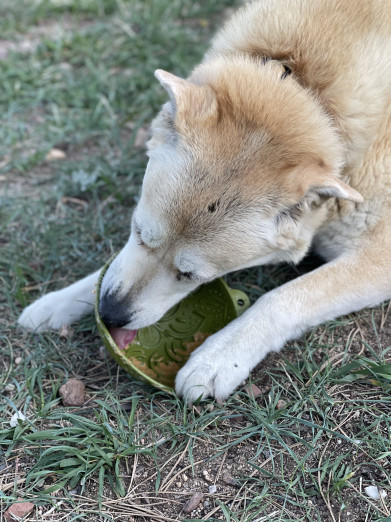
[95,257,250,393]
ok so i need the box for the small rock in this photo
[364,485,387,500]
[230,414,245,424]
[176,482,182,488]
[98,346,106,360]
[14,356,22,365]
[5,384,15,392]
[183,492,203,513]
[206,404,214,412]
[244,384,262,398]
[68,484,83,496]
[276,399,287,410]
[10,411,26,427]
[183,474,188,482]
[59,379,85,406]
[59,324,73,338]
[4,498,34,521]
[202,469,213,483]
[221,470,240,487]
[208,484,217,494]
[45,148,66,161]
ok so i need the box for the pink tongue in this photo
[109,328,137,350]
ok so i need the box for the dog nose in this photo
[99,291,132,328]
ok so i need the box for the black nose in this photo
[99,291,132,328]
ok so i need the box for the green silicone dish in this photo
[95,257,250,393]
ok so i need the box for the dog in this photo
[19,0,391,402]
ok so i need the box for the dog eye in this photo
[176,271,193,281]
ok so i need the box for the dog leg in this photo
[176,241,391,401]
[18,270,100,332]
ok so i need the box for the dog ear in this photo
[154,70,189,103]
[290,162,363,203]
[154,69,217,121]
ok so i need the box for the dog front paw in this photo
[18,292,68,332]
[18,291,90,332]
[175,335,251,402]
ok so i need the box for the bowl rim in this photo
[95,255,174,393]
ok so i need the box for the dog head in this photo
[99,56,362,330]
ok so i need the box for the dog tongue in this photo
[109,327,137,350]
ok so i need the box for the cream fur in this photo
[19,0,391,402]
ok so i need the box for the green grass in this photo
[1,1,391,520]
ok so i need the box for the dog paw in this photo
[18,291,88,332]
[175,337,250,402]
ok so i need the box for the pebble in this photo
[230,414,245,424]
[45,148,66,161]
[221,470,240,487]
[59,324,73,338]
[183,492,203,513]
[276,399,287,409]
[4,498,34,521]
[176,482,182,488]
[244,384,262,398]
[206,404,214,412]
[364,485,387,500]
[209,484,217,494]
[183,474,188,482]
[68,485,82,496]
[59,379,85,406]
[202,470,213,483]
[14,357,22,365]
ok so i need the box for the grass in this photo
[1,0,391,520]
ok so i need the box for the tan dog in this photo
[19,0,391,401]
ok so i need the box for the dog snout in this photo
[99,291,133,328]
